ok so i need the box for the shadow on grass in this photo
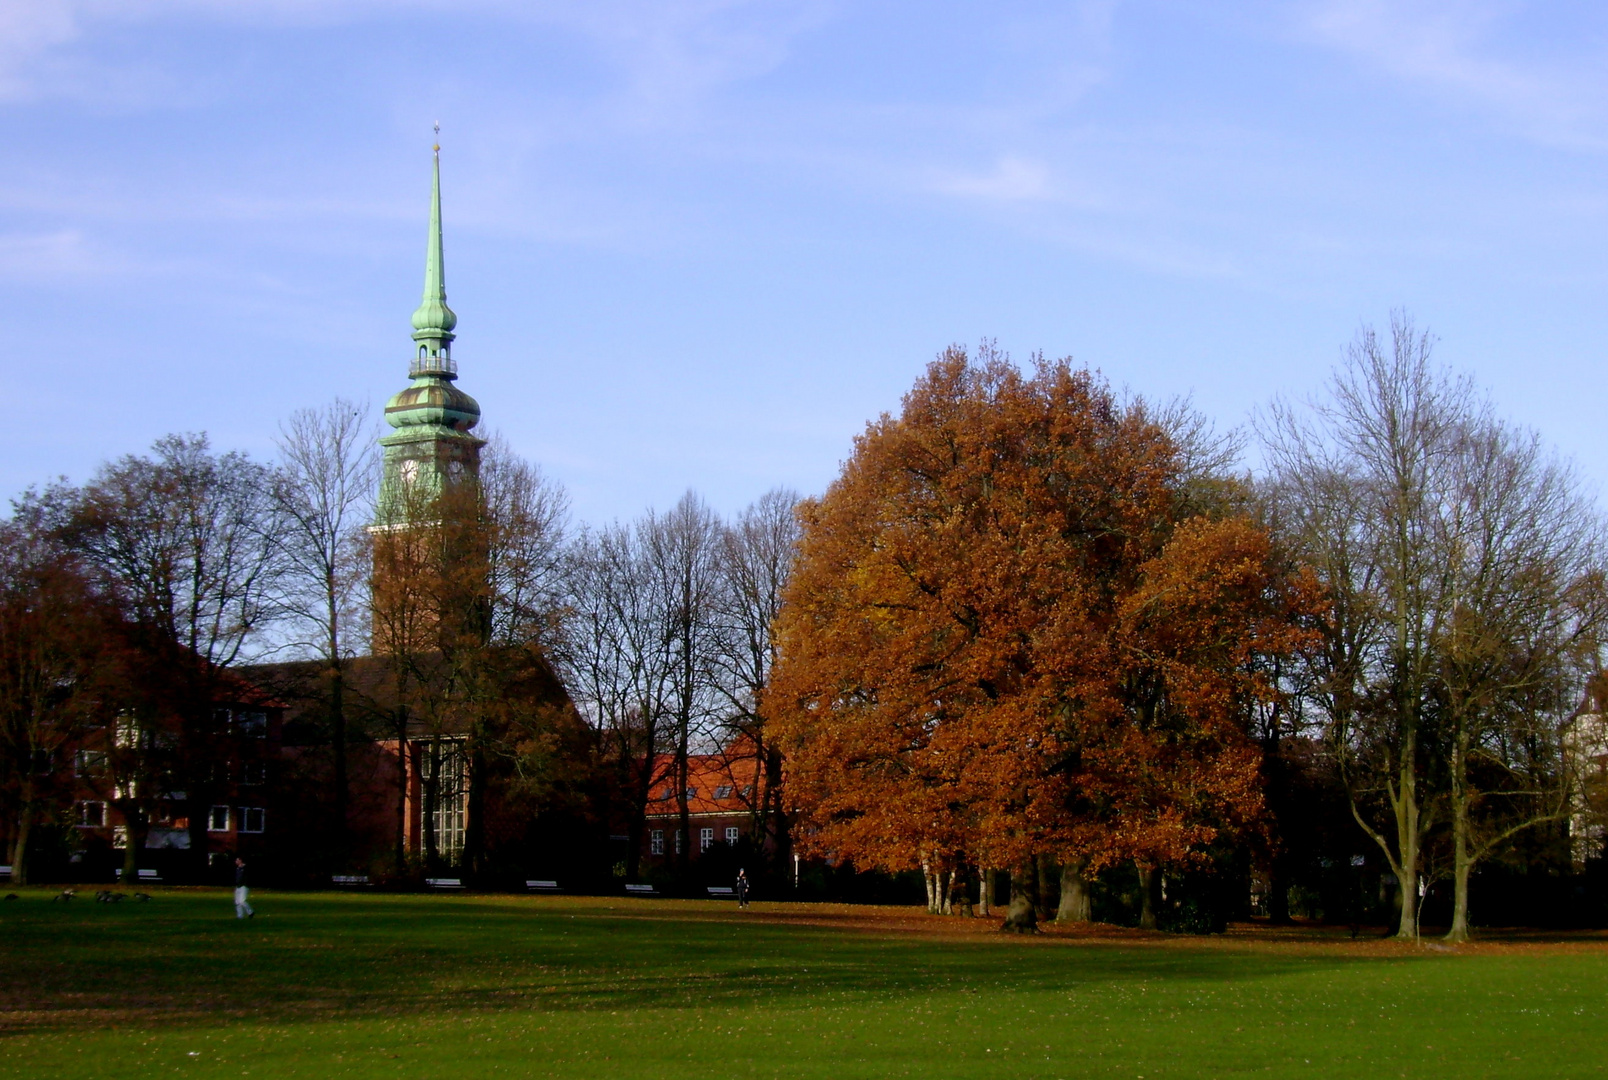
[0,891,1399,1035]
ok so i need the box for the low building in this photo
[639,750,763,866]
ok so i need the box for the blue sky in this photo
[5,1,1608,524]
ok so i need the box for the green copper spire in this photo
[377,133,483,528]
[410,139,458,342]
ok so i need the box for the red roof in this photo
[644,751,759,816]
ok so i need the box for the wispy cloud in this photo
[0,228,124,280]
[933,156,1055,202]
[1301,0,1608,151]
[0,0,830,108]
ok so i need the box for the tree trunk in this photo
[1001,863,1038,932]
[330,660,349,867]
[1267,861,1292,925]
[1137,861,1160,930]
[1447,732,1471,942]
[953,870,973,917]
[10,806,31,886]
[1393,735,1421,940]
[464,737,488,884]
[121,810,142,885]
[422,740,440,869]
[675,735,691,875]
[394,712,409,875]
[978,867,990,917]
[1056,858,1092,923]
[921,859,935,913]
[1035,852,1059,921]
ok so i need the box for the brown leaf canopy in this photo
[770,346,1320,875]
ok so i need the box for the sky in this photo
[4,0,1608,526]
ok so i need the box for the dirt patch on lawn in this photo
[578,895,1608,956]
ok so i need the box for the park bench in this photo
[525,880,559,892]
[0,866,11,881]
[425,877,464,890]
[624,883,658,896]
[706,886,735,898]
[138,869,161,884]
[332,875,371,886]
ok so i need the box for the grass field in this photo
[1,889,1604,1079]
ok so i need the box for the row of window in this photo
[71,751,266,785]
[76,801,265,834]
[648,826,741,855]
[656,784,749,802]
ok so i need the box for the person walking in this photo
[735,868,750,909]
[233,857,255,919]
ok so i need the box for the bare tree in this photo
[1432,420,1607,940]
[708,488,800,862]
[557,521,676,878]
[480,437,570,650]
[643,492,724,872]
[1261,312,1607,939]
[367,437,573,879]
[272,399,378,864]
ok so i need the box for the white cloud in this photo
[934,156,1054,202]
[0,228,120,280]
[1301,0,1608,151]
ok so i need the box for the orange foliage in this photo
[769,347,1320,878]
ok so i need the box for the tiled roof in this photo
[643,751,760,816]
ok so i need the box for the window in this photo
[650,829,664,855]
[241,761,266,785]
[76,801,107,828]
[236,711,267,738]
[674,831,683,855]
[714,785,733,800]
[419,740,467,864]
[699,827,714,852]
[74,749,107,776]
[208,805,231,832]
[239,807,266,834]
[725,827,740,845]
[112,826,128,850]
[114,713,139,749]
[685,787,697,801]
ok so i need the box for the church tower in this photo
[376,140,484,525]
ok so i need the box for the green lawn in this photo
[1,889,1603,1079]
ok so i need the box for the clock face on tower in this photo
[400,459,420,485]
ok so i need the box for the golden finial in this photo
[433,121,440,154]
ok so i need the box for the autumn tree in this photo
[0,509,123,883]
[58,433,284,872]
[770,345,1314,931]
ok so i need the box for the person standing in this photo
[234,857,255,919]
[735,868,750,909]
